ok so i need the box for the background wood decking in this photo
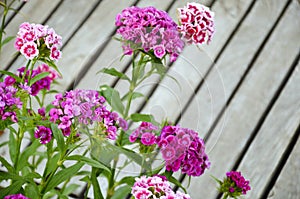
[0,0,299,198]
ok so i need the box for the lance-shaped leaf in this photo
[29,72,50,86]
[99,85,124,114]
[99,68,130,82]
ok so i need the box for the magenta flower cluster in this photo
[50,89,126,140]
[131,175,190,199]
[156,126,210,177]
[15,22,62,60]
[4,194,30,199]
[0,82,22,123]
[115,6,184,62]
[177,2,215,45]
[226,171,251,195]
[16,64,60,96]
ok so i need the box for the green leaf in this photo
[0,70,22,83]
[0,171,23,181]
[167,175,187,194]
[152,61,166,79]
[99,85,124,114]
[0,156,14,173]
[118,176,136,186]
[17,140,40,171]
[111,185,132,199]
[1,36,15,46]
[91,167,104,199]
[120,147,150,170]
[0,180,25,198]
[66,155,110,173]
[24,182,40,198]
[9,132,17,165]
[29,72,50,86]
[51,123,65,153]
[130,113,158,125]
[43,153,60,178]
[45,162,84,193]
[99,68,130,81]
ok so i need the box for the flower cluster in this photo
[4,194,30,199]
[177,2,215,45]
[131,175,191,199]
[50,89,126,140]
[15,22,62,60]
[16,64,60,96]
[156,126,210,177]
[0,82,22,124]
[226,171,251,195]
[115,6,184,62]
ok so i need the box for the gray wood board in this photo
[185,1,300,198]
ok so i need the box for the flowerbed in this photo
[0,1,250,199]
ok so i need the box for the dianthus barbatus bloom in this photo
[50,89,127,140]
[226,171,251,195]
[15,22,62,60]
[157,126,210,177]
[131,175,191,199]
[4,194,30,199]
[115,6,184,62]
[34,126,52,144]
[177,2,215,45]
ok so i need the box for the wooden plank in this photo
[0,0,61,69]
[268,134,300,199]
[8,0,100,73]
[185,1,300,198]
[237,61,300,198]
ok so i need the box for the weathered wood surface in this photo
[0,0,299,198]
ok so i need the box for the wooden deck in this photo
[0,0,299,198]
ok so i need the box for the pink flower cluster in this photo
[4,194,30,199]
[115,6,184,62]
[15,22,62,60]
[177,2,215,45]
[50,89,127,140]
[131,175,191,199]
[34,125,52,144]
[0,82,22,123]
[156,126,210,177]
[226,171,251,195]
[129,122,158,145]
[16,64,60,96]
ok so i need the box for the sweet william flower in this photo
[20,42,39,60]
[177,2,215,45]
[34,126,52,144]
[215,171,251,198]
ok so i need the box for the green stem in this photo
[0,0,7,53]
[14,126,24,171]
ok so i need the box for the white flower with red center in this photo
[20,42,39,60]
[50,45,62,61]
[177,2,215,45]
[15,22,62,61]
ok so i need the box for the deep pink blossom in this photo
[34,126,52,144]
[115,6,184,61]
[157,126,210,177]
